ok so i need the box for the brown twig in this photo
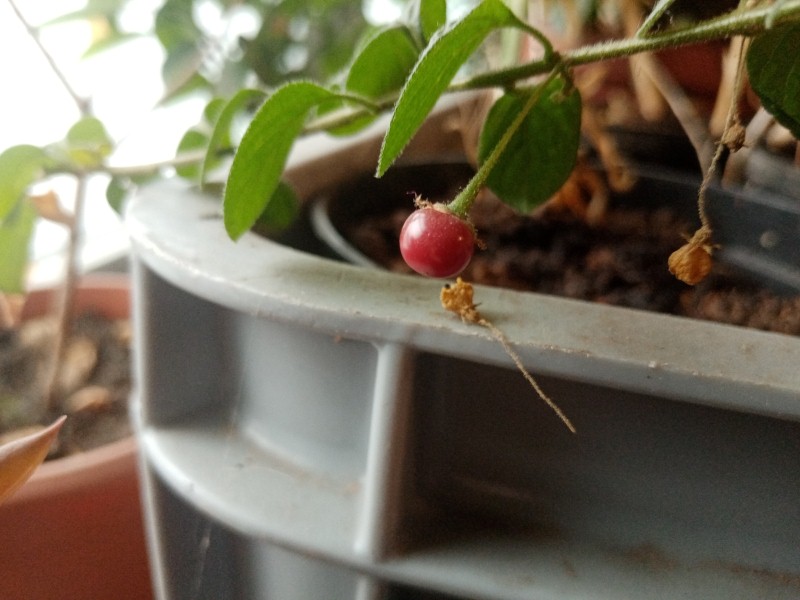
[7,1,95,411]
[709,36,745,137]
[669,35,750,286]
[43,176,88,411]
[696,36,749,229]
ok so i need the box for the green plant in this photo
[0,0,373,430]
[0,0,373,296]
[2,0,800,303]
[213,0,799,284]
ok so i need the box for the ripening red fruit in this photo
[399,204,475,278]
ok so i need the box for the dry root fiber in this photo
[441,278,576,434]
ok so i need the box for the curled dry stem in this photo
[672,35,750,285]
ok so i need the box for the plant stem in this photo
[457,0,800,91]
[102,150,208,177]
[696,35,750,233]
[301,1,800,137]
[7,0,90,116]
[7,1,95,411]
[636,0,680,37]
[446,69,561,218]
[44,175,88,412]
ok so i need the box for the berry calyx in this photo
[399,202,475,278]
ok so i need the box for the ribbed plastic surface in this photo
[127,118,800,599]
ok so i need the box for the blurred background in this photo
[0,0,432,285]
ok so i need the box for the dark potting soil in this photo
[331,170,800,336]
[0,313,132,459]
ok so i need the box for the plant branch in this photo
[102,150,209,177]
[455,0,800,89]
[302,1,800,137]
[636,0,680,37]
[44,176,88,412]
[696,36,750,231]
[7,0,91,116]
[565,1,800,65]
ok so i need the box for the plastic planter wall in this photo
[127,109,800,600]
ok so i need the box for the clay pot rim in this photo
[6,436,138,503]
[4,273,136,505]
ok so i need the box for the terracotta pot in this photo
[0,275,153,600]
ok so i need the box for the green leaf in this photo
[0,145,49,223]
[105,176,129,214]
[202,89,266,186]
[155,0,204,97]
[418,0,447,42]
[155,0,200,50]
[159,72,211,106]
[377,0,536,176]
[254,181,299,232]
[314,25,419,139]
[175,129,208,180]
[747,23,800,138]
[65,117,113,167]
[203,97,227,127]
[82,31,140,59]
[40,0,125,27]
[106,173,156,214]
[41,0,127,25]
[317,104,377,137]
[402,0,447,44]
[0,200,37,293]
[346,26,420,100]
[224,82,339,239]
[161,43,204,98]
[478,77,582,211]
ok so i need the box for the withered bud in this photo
[441,277,481,323]
[668,239,713,286]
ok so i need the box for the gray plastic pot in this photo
[126,105,800,600]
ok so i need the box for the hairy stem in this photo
[636,0,680,37]
[302,1,800,139]
[459,0,800,90]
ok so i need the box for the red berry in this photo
[399,205,475,278]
